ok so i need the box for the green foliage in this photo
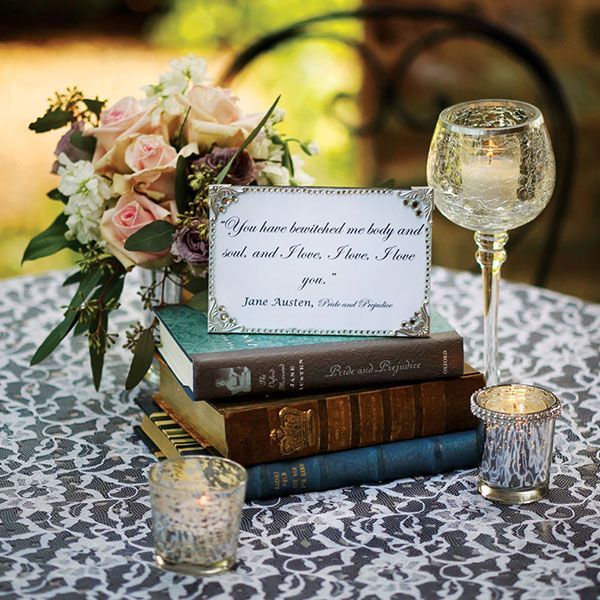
[125,325,156,390]
[215,95,281,184]
[70,130,97,157]
[30,269,103,365]
[82,97,106,118]
[29,109,73,133]
[47,188,69,203]
[175,155,191,213]
[89,311,107,390]
[22,213,71,263]
[123,221,175,252]
[62,270,83,286]
[29,88,106,135]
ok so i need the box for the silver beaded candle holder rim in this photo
[149,456,248,491]
[470,384,561,424]
[440,99,544,136]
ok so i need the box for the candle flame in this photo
[197,494,210,507]
[486,139,497,164]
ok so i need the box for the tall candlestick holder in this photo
[427,100,555,385]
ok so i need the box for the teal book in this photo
[155,305,464,401]
[135,396,477,501]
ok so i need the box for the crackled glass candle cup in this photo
[149,457,247,575]
[471,384,561,504]
[427,100,555,386]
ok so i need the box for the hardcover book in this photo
[134,396,478,501]
[155,304,464,401]
[154,357,482,466]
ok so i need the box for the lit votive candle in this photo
[461,140,520,212]
[471,384,561,504]
[149,457,247,575]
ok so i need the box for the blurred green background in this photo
[1,0,598,300]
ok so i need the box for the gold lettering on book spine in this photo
[269,407,316,456]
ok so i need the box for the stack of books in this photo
[135,304,483,500]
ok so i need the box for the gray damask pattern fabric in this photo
[0,268,598,599]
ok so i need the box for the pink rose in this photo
[86,97,145,160]
[115,134,178,200]
[100,192,174,268]
[185,85,261,148]
[125,134,177,172]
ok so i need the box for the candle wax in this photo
[483,395,549,414]
[461,156,519,203]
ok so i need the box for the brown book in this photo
[155,304,464,401]
[156,358,482,467]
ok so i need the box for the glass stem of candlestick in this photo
[475,231,508,386]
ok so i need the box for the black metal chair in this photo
[218,5,576,287]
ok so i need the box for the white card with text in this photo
[207,185,432,337]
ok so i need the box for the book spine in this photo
[244,430,477,500]
[194,331,463,400]
[221,372,481,465]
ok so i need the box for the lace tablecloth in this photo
[1,268,598,599]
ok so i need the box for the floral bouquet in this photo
[24,55,317,390]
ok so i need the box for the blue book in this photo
[155,304,464,401]
[135,396,477,500]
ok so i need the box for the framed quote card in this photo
[207,185,432,337]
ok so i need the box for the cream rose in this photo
[100,192,174,268]
[86,97,144,160]
[125,134,177,172]
[90,100,177,175]
[110,134,178,200]
[185,85,262,149]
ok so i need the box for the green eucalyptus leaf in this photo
[30,310,81,365]
[70,130,96,156]
[89,311,108,391]
[215,95,281,185]
[62,270,83,286]
[282,141,294,177]
[47,188,68,203]
[22,213,69,263]
[176,106,191,150]
[175,155,190,213]
[31,268,105,362]
[124,221,175,252]
[125,327,156,390]
[29,109,73,133]
[83,98,106,117]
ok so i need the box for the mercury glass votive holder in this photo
[149,457,247,575]
[470,384,561,504]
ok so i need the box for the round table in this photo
[1,268,598,599]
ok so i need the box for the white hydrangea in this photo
[57,154,111,245]
[169,54,207,86]
[142,54,208,123]
[257,162,291,186]
[290,154,315,186]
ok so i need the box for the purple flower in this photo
[193,147,256,185]
[171,223,209,265]
[51,121,90,174]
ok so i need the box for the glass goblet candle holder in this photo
[427,99,555,386]
[149,457,247,575]
[470,384,561,504]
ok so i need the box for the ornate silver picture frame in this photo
[208,185,432,337]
